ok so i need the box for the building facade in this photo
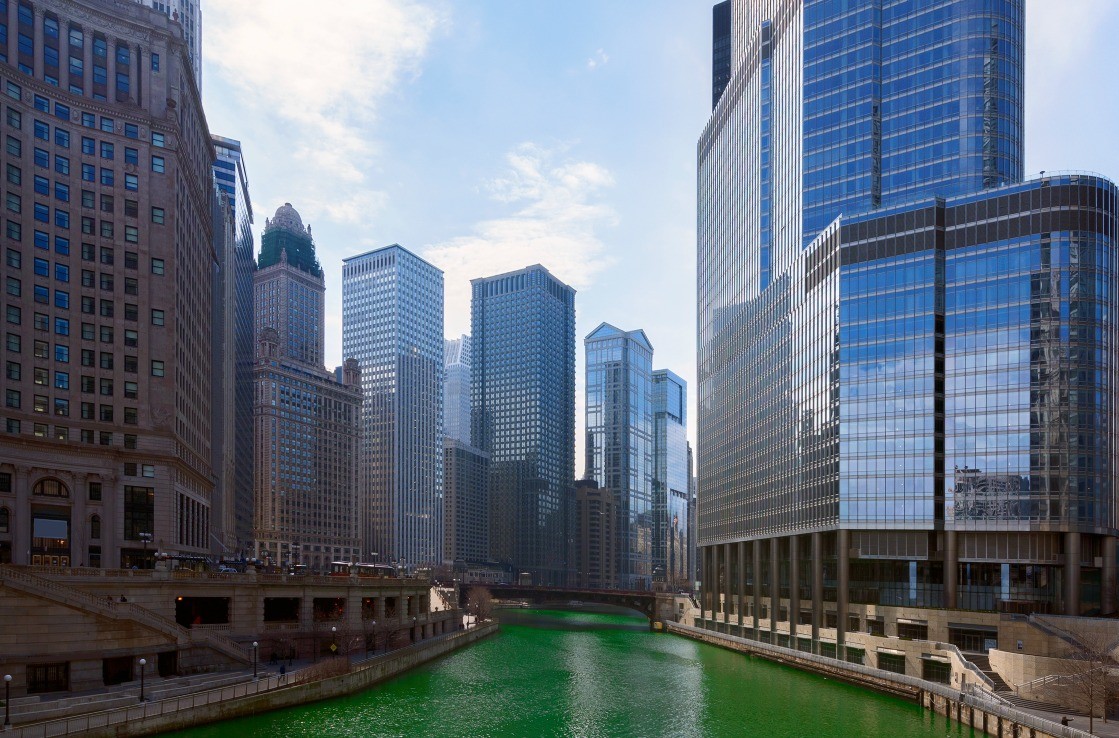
[652,369,691,590]
[471,265,575,585]
[573,479,617,590]
[0,0,215,568]
[443,437,488,567]
[584,323,654,589]
[211,134,254,553]
[697,0,1117,658]
[131,0,200,87]
[342,245,444,568]
[251,204,362,571]
[443,334,470,445]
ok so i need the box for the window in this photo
[32,312,47,331]
[99,193,112,213]
[53,317,68,335]
[123,434,136,449]
[99,220,113,239]
[34,367,47,385]
[124,147,137,164]
[124,251,137,269]
[151,156,165,174]
[54,209,68,228]
[54,344,68,363]
[88,481,102,501]
[54,426,68,441]
[99,117,113,133]
[99,273,112,291]
[33,119,48,140]
[54,236,69,255]
[33,284,48,303]
[124,278,137,296]
[34,257,48,276]
[5,361,20,380]
[33,202,48,222]
[99,168,113,186]
[6,164,20,185]
[99,300,112,318]
[81,297,94,316]
[54,128,69,148]
[124,225,137,243]
[54,102,69,121]
[151,360,164,377]
[124,380,137,399]
[98,325,112,343]
[5,108,20,129]
[123,355,137,373]
[151,309,164,326]
[80,216,93,234]
[99,404,112,422]
[54,182,69,202]
[4,389,19,408]
[4,248,19,268]
[81,136,94,155]
[124,407,137,424]
[33,394,48,413]
[124,329,137,347]
[124,173,137,191]
[80,401,92,419]
[54,289,68,309]
[5,135,20,157]
[98,351,112,369]
[80,348,93,366]
[151,258,164,275]
[5,305,19,324]
[81,375,93,392]
[5,276,19,296]
[90,515,101,539]
[81,270,93,288]
[151,53,159,72]
[99,247,113,265]
[123,303,137,322]
[34,148,49,168]
[0,508,8,533]
[5,333,19,352]
[81,242,94,261]
[151,207,164,224]
[81,163,94,182]
[81,189,94,208]
[54,263,69,282]
[98,377,112,395]
[123,486,154,540]
[5,220,18,240]
[53,398,68,416]
[4,420,18,434]
[80,428,92,443]
[33,339,48,358]
[124,199,137,218]
[99,141,113,160]
[81,112,95,128]
[151,131,164,147]
[123,123,138,139]
[54,155,68,175]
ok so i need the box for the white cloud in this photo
[203,0,445,226]
[586,48,609,71]
[422,143,618,336]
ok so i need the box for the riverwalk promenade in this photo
[3,621,497,738]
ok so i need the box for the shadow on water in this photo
[495,604,650,632]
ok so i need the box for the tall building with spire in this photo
[697,0,1119,662]
[342,245,444,569]
[251,204,362,570]
[443,335,471,445]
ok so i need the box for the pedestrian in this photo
[279,664,286,683]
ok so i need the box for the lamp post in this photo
[252,641,258,680]
[370,620,376,654]
[330,626,337,656]
[137,658,146,702]
[4,673,12,730]
[139,532,153,569]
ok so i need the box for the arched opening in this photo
[90,514,101,540]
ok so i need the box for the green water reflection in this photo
[168,608,978,737]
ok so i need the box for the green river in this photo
[170,608,980,737]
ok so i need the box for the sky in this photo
[200,0,1119,476]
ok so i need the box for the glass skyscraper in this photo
[698,0,1117,660]
[342,245,444,568]
[584,323,654,590]
[444,335,471,445]
[653,369,692,591]
[471,265,576,586]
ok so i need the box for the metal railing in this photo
[670,622,1093,738]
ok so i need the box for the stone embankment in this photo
[668,622,1090,738]
[7,622,498,738]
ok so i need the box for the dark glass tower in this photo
[471,265,576,586]
[698,0,1118,660]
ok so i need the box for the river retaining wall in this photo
[7,622,499,738]
[668,622,1089,738]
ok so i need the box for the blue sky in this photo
[201,0,1119,471]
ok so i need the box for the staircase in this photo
[963,651,1088,716]
[965,653,1012,692]
[0,565,251,664]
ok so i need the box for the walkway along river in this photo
[168,607,986,737]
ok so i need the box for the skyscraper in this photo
[584,323,654,590]
[443,335,471,445]
[652,369,691,590]
[0,0,215,568]
[443,437,489,567]
[251,204,362,570]
[697,0,1117,661]
[342,245,444,568]
[212,135,255,552]
[132,0,202,87]
[471,265,575,586]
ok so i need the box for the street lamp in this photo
[330,626,337,656]
[4,673,12,730]
[139,532,153,569]
[252,641,258,680]
[137,658,146,702]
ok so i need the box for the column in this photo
[704,546,713,619]
[711,544,720,621]
[789,535,799,643]
[811,532,822,649]
[32,8,44,79]
[944,530,958,610]
[752,539,762,638]
[737,540,746,628]
[1065,531,1081,616]
[13,466,30,565]
[837,529,849,658]
[723,542,732,621]
[769,537,779,638]
[1103,536,1117,616]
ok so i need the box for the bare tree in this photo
[1033,628,1119,734]
[466,586,494,621]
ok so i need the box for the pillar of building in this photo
[1103,535,1117,616]
[752,539,762,637]
[769,537,779,637]
[837,529,849,658]
[789,535,799,643]
[712,544,722,621]
[944,530,958,610]
[13,466,30,565]
[811,532,822,649]
[723,542,732,620]
[737,540,747,628]
[1064,531,1081,617]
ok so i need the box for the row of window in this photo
[3,418,137,446]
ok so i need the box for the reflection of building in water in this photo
[952,468,1029,521]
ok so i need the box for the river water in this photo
[169,608,979,737]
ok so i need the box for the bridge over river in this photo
[479,584,680,626]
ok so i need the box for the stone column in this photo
[723,542,732,620]
[1103,536,1117,616]
[752,539,762,638]
[734,538,743,626]
[841,530,845,657]
[13,466,31,565]
[944,530,958,610]
[789,535,799,643]
[711,544,720,621]
[1065,531,1081,616]
[769,537,779,637]
[811,532,822,649]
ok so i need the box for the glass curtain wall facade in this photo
[653,369,692,590]
[698,0,1117,657]
[444,335,471,445]
[471,265,576,586]
[342,245,444,568]
[584,324,654,590]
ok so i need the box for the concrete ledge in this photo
[668,622,1089,738]
[9,622,499,738]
